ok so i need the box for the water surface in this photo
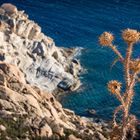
[1,0,140,120]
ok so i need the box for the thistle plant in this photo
[99,29,140,140]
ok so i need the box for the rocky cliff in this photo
[0,3,110,140]
[0,3,81,92]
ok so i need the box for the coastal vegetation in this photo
[99,29,140,139]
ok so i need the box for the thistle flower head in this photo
[107,80,121,94]
[130,59,140,73]
[122,29,140,44]
[99,32,114,46]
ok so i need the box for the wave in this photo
[72,46,84,58]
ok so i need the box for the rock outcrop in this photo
[0,3,81,92]
[0,61,110,140]
[0,3,110,140]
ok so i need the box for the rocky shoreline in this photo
[0,3,110,140]
[0,3,82,93]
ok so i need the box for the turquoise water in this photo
[1,0,140,120]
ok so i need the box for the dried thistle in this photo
[122,29,140,44]
[130,59,140,73]
[98,28,140,140]
[99,32,114,46]
[108,80,121,94]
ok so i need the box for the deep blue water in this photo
[1,0,140,120]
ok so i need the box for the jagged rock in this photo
[0,99,14,110]
[70,59,81,77]
[51,121,64,136]
[0,3,81,92]
[63,108,75,116]
[32,42,46,56]
[68,134,81,140]
[0,125,6,131]
[28,24,41,40]
[1,3,17,15]
[57,78,73,90]
[39,123,52,138]
[0,3,110,140]
[0,8,5,15]
[95,132,107,140]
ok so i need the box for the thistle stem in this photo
[125,73,136,109]
[116,91,125,106]
[125,43,133,89]
[109,44,124,62]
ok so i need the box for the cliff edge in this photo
[0,3,81,92]
[0,3,110,140]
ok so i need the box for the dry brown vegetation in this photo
[99,29,140,140]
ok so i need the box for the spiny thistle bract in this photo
[99,32,114,46]
[130,59,140,73]
[99,28,140,140]
[108,80,121,94]
[122,29,140,44]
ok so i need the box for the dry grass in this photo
[99,29,140,140]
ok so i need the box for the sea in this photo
[1,0,140,121]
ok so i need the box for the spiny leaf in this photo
[110,57,119,70]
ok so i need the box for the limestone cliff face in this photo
[0,3,81,92]
[0,3,110,140]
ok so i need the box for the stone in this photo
[24,94,43,117]
[0,4,110,140]
[51,122,64,136]
[22,22,34,38]
[63,108,75,116]
[0,124,6,131]
[52,51,58,60]
[39,123,52,137]
[70,80,81,91]
[57,78,73,90]
[68,134,81,140]
[16,20,27,36]
[32,42,46,56]
[95,132,107,140]
[1,3,17,15]
[0,3,81,93]
[0,99,14,110]
[0,73,6,86]
[70,59,81,77]
[0,8,5,15]
[28,24,41,40]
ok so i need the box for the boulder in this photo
[1,3,17,15]
[32,42,46,56]
[51,121,64,136]
[28,24,41,40]
[0,8,5,15]
[39,123,52,137]
[68,134,81,140]
[0,125,6,131]
[57,78,73,90]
